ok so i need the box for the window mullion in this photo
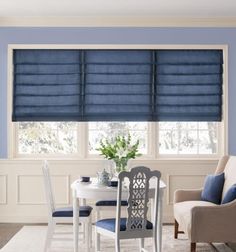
[77,122,87,158]
[155,122,159,158]
[217,122,221,155]
[197,122,200,155]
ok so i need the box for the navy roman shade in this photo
[12,49,223,122]
[84,50,152,121]
[13,49,82,121]
[155,50,223,121]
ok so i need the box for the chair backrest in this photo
[116,166,161,235]
[221,156,236,198]
[42,160,55,216]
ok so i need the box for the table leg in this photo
[73,188,79,252]
[157,190,164,252]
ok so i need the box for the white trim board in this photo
[1,17,236,27]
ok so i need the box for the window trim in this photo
[7,44,228,160]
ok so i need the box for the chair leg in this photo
[82,223,85,243]
[139,238,144,251]
[96,208,100,221]
[89,218,93,248]
[174,219,179,239]
[115,238,120,252]
[85,223,90,252]
[153,235,158,252]
[191,242,196,252]
[95,228,100,252]
[44,219,54,252]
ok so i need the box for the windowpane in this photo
[18,122,78,155]
[158,122,218,155]
[88,122,148,154]
[179,130,198,154]
[159,130,178,154]
[199,130,217,154]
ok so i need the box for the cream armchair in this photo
[174,155,236,252]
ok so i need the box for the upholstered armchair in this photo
[174,155,236,252]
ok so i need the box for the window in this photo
[17,122,78,155]
[10,44,227,159]
[14,121,222,158]
[158,122,218,155]
[88,122,148,154]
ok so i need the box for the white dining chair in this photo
[95,166,161,252]
[42,160,93,252]
[95,160,128,221]
[95,200,128,221]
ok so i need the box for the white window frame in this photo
[7,44,228,160]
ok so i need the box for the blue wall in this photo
[0,27,236,158]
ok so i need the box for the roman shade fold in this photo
[13,49,82,121]
[155,50,223,121]
[12,49,223,122]
[84,50,152,121]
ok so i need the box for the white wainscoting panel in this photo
[0,159,218,223]
[0,175,7,204]
[167,174,205,205]
[17,175,70,205]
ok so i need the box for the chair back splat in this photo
[116,166,161,236]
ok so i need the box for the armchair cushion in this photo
[201,173,225,204]
[174,201,216,237]
[222,184,236,204]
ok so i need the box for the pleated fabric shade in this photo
[12,49,223,122]
[154,50,223,121]
[13,49,82,121]
[84,50,152,121]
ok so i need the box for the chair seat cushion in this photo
[52,206,92,217]
[174,201,216,236]
[95,200,128,206]
[96,218,153,232]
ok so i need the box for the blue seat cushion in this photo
[96,218,153,232]
[95,200,128,206]
[222,184,236,204]
[201,172,225,204]
[52,206,92,217]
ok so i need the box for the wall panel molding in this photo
[0,175,7,204]
[16,174,70,205]
[166,174,205,205]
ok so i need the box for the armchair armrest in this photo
[191,200,236,242]
[174,189,202,203]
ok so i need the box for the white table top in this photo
[71,177,166,200]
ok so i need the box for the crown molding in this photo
[0,16,236,27]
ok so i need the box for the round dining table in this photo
[71,177,166,252]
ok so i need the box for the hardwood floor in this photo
[0,223,23,249]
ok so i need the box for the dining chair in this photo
[42,160,93,252]
[95,200,128,221]
[95,166,161,252]
[95,160,129,221]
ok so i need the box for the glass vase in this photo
[114,158,129,175]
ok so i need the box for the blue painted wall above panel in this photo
[0,27,236,158]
